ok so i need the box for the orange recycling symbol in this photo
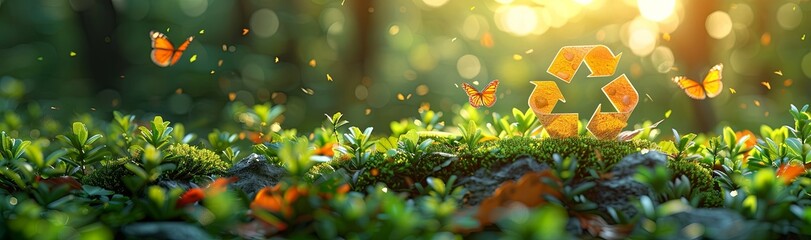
[528,45,638,139]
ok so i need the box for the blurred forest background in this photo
[1,0,810,138]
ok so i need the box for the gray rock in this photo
[587,151,667,217]
[156,180,199,191]
[640,208,754,240]
[225,153,286,198]
[121,222,212,240]
[457,156,551,206]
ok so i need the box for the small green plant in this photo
[0,131,34,190]
[138,116,173,150]
[108,111,138,158]
[56,122,106,176]
[122,145,176,194]
[458,120,484,149]
[338,127,376,169]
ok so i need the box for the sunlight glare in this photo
[498,5,537,36]
[637,0,676,22]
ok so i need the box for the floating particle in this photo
[765,111,770,117]
[90,107,96,111]
[803,34,806,41]
[166,27,170,32]
[37,56,43,61]
[644,93,653,102]
[761,82,771,90]
[784,79,793,87]
[189,54,197,63]
[365,108,371,115]
[218,59,223,67]
[309,59,317,67]
[513,54,523,61]
[470,6,475,11]
[480,32,494,48]
[472,81,479,85]
[242,28,249,36]
[210,70,215,74]
[50,106,58,110]
[754,100,761,107]
[740,103,748,109]
[120,75,125,79]
[275,57,279,63]
[774,70,783,76]
[664,109,672,118]
[302,88,314,95]
[228,92,236,101]
[396,93,412,101]
[69,51,77,57]
[199,29,205,35]
[341,0,345,5]
[454,83,459,88]
[176,88,183,94]
[525,49,534,54]
[662,33,671,41]
[451,37,457,42]
[222,44,227,51]
[729,88,736,94]
[326,74,333,81]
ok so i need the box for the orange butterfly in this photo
[149,31,194,67]
[672,63,723,100]
[462,79,499,108]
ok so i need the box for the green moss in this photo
[667,159,722,207]
[82,143,231,193]
[83,158,132,194]
[162,143,230,181]
[348,137,655,192]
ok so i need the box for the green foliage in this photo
[0,131,34,189]
[123,145,176,194]
[458,120,484,149]
[83,144,229,195]
[57,122,107,175]
[137,116,173,150]
[338,127,376,169]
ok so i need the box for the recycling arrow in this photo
[529,81,579,138]
[529,45,637,139]
[547,45,622,83]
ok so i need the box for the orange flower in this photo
[736,130,757,164]
[251,185,294,218]
[777,163,806,185]
[313,142,335,157]
[208,176,238,195]
[176,188,206,208]
[735,130,757,150]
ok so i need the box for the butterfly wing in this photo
[673,76,706,100]
[702,63,723,98]
[150,31,175,67]
[479,79,499,107]
[170,36,194,66]
[462,83,484,108]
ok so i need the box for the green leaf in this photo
[125,163,147,179]
[73,122,88,145]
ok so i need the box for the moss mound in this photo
[83,143,230,194]
[341,137,653,191]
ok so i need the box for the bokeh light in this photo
[705,11,732,39]
[777,3,802,30]
[250,9,280,38]
[496,5,538,36]
[637,0,676,22]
